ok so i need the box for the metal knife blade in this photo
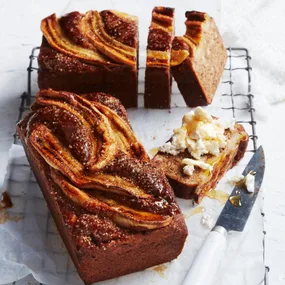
[215,146,265,232]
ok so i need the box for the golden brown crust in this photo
[19,89,179,231]
[17,89,188,284]
[59,12,94,49]
[40,13,109,64]
[40,11,138,67]
[38,10,138,108]
[100,10,138,48]
[153,123,249,203]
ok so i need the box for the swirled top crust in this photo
[170,11,210,66]
[41,10,138,68]
[146,7,175,68]
[19,90,179,231]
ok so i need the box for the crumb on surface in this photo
[152,264,167,278]
[0,211,9,224]
[0,192,22,224]
[0,191,13,209]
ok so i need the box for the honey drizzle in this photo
[229,172,256,207]
[148,147,159,157]
[235,170,257,188]
[229,195,242,207]
[186,118,199,135]
[206,189,229,204]
[184,206,205,219]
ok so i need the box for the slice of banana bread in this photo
[170,11,227,107]
[153,107,248,203]
[144,7,175,109]
[17,89,188,284]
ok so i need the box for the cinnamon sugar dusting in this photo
[100,10,137,47]
[152,264,167,278]
[20,89,178,240]
[41,11,137,67]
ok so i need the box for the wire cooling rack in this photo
[10,47,269,285]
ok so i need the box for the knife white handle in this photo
[182,226,227,285]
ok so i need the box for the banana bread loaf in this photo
[38,11,139,108]
[17,89,187,284]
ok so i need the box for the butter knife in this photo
[182,146,265,285]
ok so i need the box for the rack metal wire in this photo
[10,47,268,285]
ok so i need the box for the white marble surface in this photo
[0,0,284,284]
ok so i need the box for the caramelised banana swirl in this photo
[170,11,208,66]
[146,7,175,68]
[41,10,138,67]
[22,90,178,231]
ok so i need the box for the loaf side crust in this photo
[38,39,138,109]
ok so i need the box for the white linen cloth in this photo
[222,0,285,104]
[0,141,264,285]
